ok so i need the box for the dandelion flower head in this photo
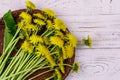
[50,36,64,48]
[43,8,55,17]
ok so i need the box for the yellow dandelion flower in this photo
[65,45,74,58]
[29,35,43,44]
[18,20,28,29]
[50,36,64,48]
[43,37,50,45]
[59,57,65,73]
[19,27,29,38]
[62,47,68,59]
[25,0,36,10]
[55,30,64,39]
[25,23,38,32]
[62,45,74,59]
[21,40,34,53]
[18,22,23,29]
[22,29,29,38]
[45,54,56,68]
[43,8,55,17]
[34,19,45,26]
[35,52,42,57]
[36,44,56,67]
[46,20,53,29]
[66,33,78,47]
[19,12,32,24]
[18,22,28,37]
[24,24,38,37]
[36,44,49,54]
[33,13,45,20]
[55,69,62,79]
[54,18,66,31]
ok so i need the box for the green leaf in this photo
[3,10,17,50]
[3,10,17,35]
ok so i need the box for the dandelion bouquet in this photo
[0,0,92,80]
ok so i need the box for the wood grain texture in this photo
[0,0,120,80]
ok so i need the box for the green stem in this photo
[0,37,18,65]
[1,65,50,80]
[10,51,26,76]
[63,64,72,67]
[50,45,57,52]
[50,51,59,56]
[3,28,20,54]
[29,68,54,80]
[18,61,48,80]
[9,53,30,80]
[14,53,31,73]
[12,56,45,80]
[11,54,38,79]
[0,37,20,75]
[45,29,55,37]
[24,62,72,80]
[20,54,37,70]
[45,75,54,80]
[0,28,20,66]
[41,29,49,37]
[0,48,22,78]
[22,59,46,79]
[1,43,57,79]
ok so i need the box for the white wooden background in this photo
[0,0,120,80]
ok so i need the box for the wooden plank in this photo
[66,49,120,80]
[58,15,120,23]
[0,0,120,16]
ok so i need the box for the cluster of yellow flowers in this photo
[18,0,80,79]
[0,1,92,80]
